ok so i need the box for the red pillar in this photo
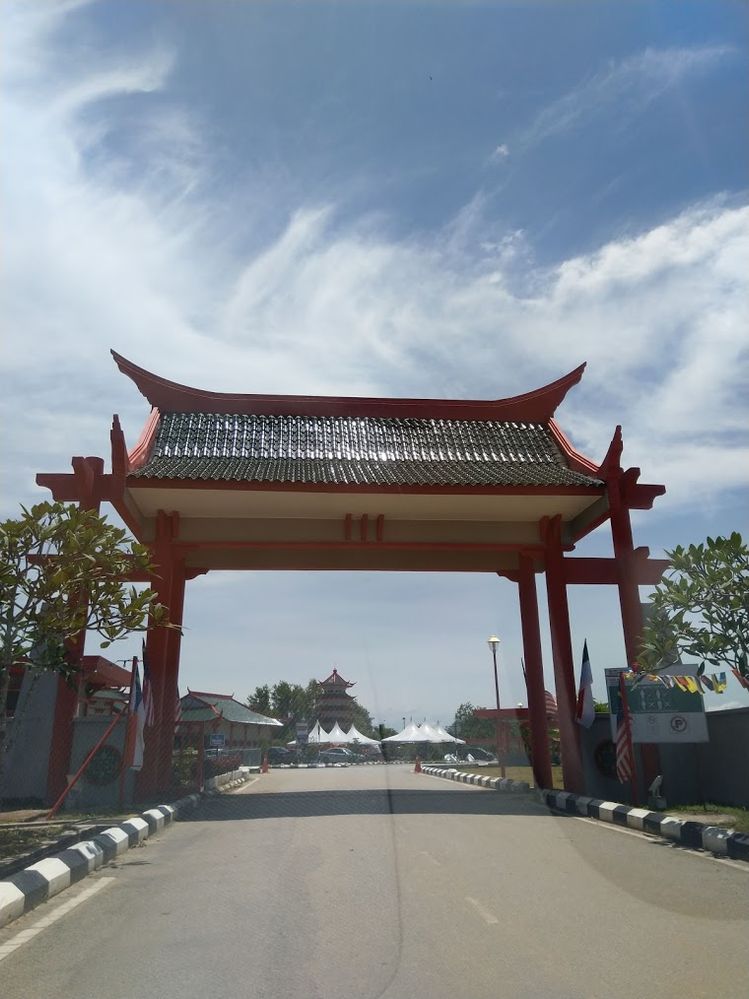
[137,511,181,799]
[608,468,659,797]
[157,556,186,789]
[46,457,104,803]
[517,555,553,790]
[541,516,585,794]
[607,472,643,668]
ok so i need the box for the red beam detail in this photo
[597,425,623,478]
[359,514,368,542]
[110,415,130,478]
[474,708,531,720]
[562,556,670,586]
[344,514,352,541]
[376,514,384,542]
[36,472,82,501]
[621,476,666,510]
[547,419,599,476]
[112,349,586,422]
[175,539,544,553]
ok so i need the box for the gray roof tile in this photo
[133,412,601,488]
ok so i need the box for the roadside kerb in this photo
[0,768,253,929]
[419,766,749,862]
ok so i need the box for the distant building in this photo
[314,668,357,728]
[177,691,282,749]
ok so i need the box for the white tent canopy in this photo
[382,722,425,743]
[383,721,465,744]
[346,724,381,746]
[415,722,443,743]
[432,723,465,744]
[326,721,349,743]
[307,721,330,744]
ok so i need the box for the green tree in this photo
[447,702,495,742]
[350,700,376,737]
[1,501,170,772]
[247,684,272,715]
[639,533,749,680]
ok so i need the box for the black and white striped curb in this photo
[540,789,749,862]
[420,766,530,793]
[0,769,253,929]
[419,766,749,862]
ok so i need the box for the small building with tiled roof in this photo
[179,691,282,749]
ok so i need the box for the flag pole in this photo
[118,655,138,810]
[618,670,639,805]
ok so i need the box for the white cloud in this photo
[489,143,510,162]
[515,45,735,151]
[2,5,747,520]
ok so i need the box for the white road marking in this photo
[571,816,749,872]
[465,896,499,925]
[418,850,441,866]
[230,777,260,793]
[0,877,116,963]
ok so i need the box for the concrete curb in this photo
[420,766,529,793]
[0,768,253,930]
[420,767,749,862]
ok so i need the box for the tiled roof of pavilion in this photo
[114,352,603,489]
[180,691,283,727]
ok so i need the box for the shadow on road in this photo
[184,788,550,822]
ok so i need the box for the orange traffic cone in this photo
[414,756,422,774]
[261,753,269,774]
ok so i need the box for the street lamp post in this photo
[487,635,506,778]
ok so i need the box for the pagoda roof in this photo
[114,353,601,490]
[318,668,355,689]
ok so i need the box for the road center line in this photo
[465,896,499,925]
[0,877,116,963]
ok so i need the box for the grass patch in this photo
[454,764,565,789]
[667,803,749,834]
[0,825,54,860]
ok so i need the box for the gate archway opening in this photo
[37,351,666,800]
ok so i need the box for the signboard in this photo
[605,668,708,744]
[296,722,309,746]
[209,733,226,748]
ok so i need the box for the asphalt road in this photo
[1,765,747,999]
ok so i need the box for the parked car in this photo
[319,747,360,765]
[267,746,295,765]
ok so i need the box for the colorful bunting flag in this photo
[732,668,749,691]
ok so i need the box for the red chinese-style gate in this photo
[37,352,666,800]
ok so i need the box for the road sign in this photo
[209,733,226,748]
[296,722,309,746]
[605,668,708,743]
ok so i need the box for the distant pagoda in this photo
[315,668,356,728]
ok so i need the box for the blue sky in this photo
[2,0,748,726]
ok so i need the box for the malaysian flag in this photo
[127,660,146,771]
[575,640,595,729]
[141,640,155,727]
[615,691,634,784]
[545,690,558,715]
